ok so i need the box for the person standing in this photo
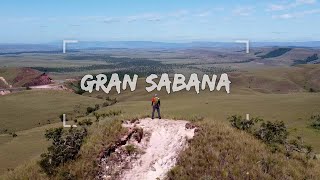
[151,94,161,119]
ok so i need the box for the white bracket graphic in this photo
[62,114,77,128]
[235,40,250,54]
[63,40,78,53]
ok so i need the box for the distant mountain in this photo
[0,44,59,53]
[65,41,320,49]
[251,41,320,48]
[0,41,319,53]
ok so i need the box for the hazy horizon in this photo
[1,0,320,43]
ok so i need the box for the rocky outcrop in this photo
[97,118,197,180]
[23,73,53,87]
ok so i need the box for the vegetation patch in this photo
[293,54,319,65]
[39,127,88,176]
[309,114,320,130]
[259,48,292,59]
[228,115,314,158]
[167,118,320,180]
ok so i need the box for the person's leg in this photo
[152,106,155,119]
[157,107,161,119]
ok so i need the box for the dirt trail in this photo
[99,118,196,180]
[0,77,11,87]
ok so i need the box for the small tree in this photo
[93,112,101,122]
[228,115,262,133]
[39,127,87,176]
[77,119,93,126]
[255,121,288,144]
[310,114,320,130]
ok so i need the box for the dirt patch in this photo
[97,118,196,180]
[12,67,40,85]
[0,90,10,96]
[0,76,11,88]
[23,73,53,87]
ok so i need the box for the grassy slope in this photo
[230,65,320,93]
[0,123,59,174]
[0,67,41,87]
[86,65,320,151]
[1,65,320,179]
[167,120,320,180]
[107,92,320,151]
[0,68,20,84]
[0,90,103,132]
[0,90,103,175]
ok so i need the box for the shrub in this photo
[93,112,101,122]
[86,105,100,115]
[39,127,88,176]
[255,121,288,144]
[228,115,262,133]
[77,119,93,126]
[86,107,95,115]
[102,101,110,107]
[100,110,122,118]
[10,132,18,138]
[310,114,320,130]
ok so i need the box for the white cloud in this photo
[195,11,211,17]
[103,17,119,23]
[272,13,294,19]
[272,8,320,19]
[268,4,287,11]
[296,0,317,4]
[267,0,317,11]
[193,8,225,17]
[168,10,189,18]
[126,13,163,22]
[233,6,255,16]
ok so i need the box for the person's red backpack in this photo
[152,97,160,106]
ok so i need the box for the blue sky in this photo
[0,0,319,43]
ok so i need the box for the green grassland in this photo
[0,90,103,175]
[102,91,320,150]
[0,123,60,174]
[84,65,320,151]
[0,90,103,133]
[0,51,320,178]
[5,89,319,179]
